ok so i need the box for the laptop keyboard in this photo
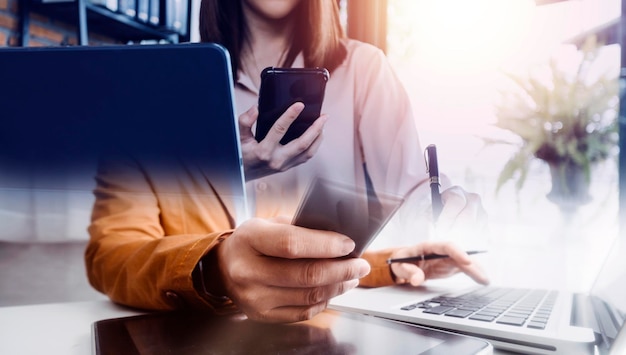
[400,287,558,330]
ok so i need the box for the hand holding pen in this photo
[387,241,490,287]
[387,250,487,264]
[383,145,490,287]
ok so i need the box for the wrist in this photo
[192,235,231,305]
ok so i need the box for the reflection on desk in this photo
[0,300,493,355]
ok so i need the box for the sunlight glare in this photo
[407,0,534,77]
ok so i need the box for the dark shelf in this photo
[21,0,188,46]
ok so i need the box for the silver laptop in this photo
[331,236,626,354]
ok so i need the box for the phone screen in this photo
[292,178,404,258]
[255,67,329,145]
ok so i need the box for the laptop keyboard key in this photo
[527,321,547,329]
[457,305,481,311]
[476,311,500,317]
[469,314,496,322]
[496,316,526,326]
[444,309,473,318]
[423,306,455,315]
[504,312,529,318]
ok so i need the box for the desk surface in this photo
[0,224,612,355]
[0,300,503,355]
[0,300,142,355]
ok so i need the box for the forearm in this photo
[86,226,226,310]
[86,154,238,312]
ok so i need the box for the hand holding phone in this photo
[255,67,329,145]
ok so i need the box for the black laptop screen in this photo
[0,43,248,233]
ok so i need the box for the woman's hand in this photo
[238,103,327,181]
[213,217,370,323]
[389,241,489,286]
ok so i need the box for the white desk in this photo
[0,301,143,355]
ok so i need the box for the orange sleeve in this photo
[359,248,400,288]
[85,154,236,313]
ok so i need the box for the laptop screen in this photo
[0,43,248,238]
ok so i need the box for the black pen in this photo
[425,144,443,222]
[386,250,487,264]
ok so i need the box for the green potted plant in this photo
[486,36,619,214]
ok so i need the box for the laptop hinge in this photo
[590,296,621,340]
[571,293,600,332]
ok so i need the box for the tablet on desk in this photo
[92,309,492,355]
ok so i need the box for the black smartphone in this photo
[292,178,404,258]
[255,67,329,145]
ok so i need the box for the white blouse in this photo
[234,39,433,247]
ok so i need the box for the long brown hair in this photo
[199,0,347,79]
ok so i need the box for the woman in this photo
[200,0,486,272]
[85,0,488,323]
